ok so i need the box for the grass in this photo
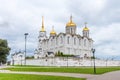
[0,73,85,80]
[4,66,120,74]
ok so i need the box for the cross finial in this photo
[70,15,72,22]
[52,26,54,31]
[85,22,87,27]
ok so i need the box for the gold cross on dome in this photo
[85,22,87,27]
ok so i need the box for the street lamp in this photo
[24,33,28,65]
[11,55,14,66]
[91,48,96,74]
[20,55,22,66]
[67,56,68,67]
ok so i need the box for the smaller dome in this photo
[50,26,56,35]
[83,22,89,31]
[83,27,89,31]
[41,26,45,32]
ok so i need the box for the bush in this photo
[55,51,74,57]
[26,56,34,59]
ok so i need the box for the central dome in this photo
[50,26,56,35]
[66,16,76,27]
[50,30,56,34]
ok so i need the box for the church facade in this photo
[34,16,93,59]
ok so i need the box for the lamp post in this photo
[91,48,96,74]
[67,56,68,67]
[20,55,22,66]
[12,56,14,66]
[24,33,28,65]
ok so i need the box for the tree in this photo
[0,39,10,64]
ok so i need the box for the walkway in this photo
[88,70,120,80]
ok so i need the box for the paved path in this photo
[88,71,120,80]
[0,65,13,69]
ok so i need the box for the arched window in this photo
[67,36,70,44]
[61,36,63,44]
[56,38,58,45]
[74,38,76,45]
[50,39,53,46]
[84,54,87,58]
[79,39,81,45]
[71,28,72,33]
[84,39,86,46]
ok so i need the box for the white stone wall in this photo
[11,58,120,67]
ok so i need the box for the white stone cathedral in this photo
[34,16,93,59]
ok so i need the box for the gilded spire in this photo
[83,22,89,31]
[41,16,45,32]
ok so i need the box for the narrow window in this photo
[74,38,76,45]
[61,36,63,44]
[71,28,72,33]
[67,36,70,44]
[79,39,81,45]
[84,39,86,46]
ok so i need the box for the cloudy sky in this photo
[0,0,120,60]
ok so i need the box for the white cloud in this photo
[90,23,120,57]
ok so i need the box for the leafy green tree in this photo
[0,39,10,64]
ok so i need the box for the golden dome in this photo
[83,27,89,31]
[50,26,56,34]
[83,22,89,31]
[41,27,45,32]
[66,16,76,27]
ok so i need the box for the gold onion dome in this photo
[50,26,56,34]
[83,27,89,31]
[66,16,76,27]
[41,27,45,32]
[83,22,89,31]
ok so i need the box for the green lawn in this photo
[4,66,120,74]
[0,73,85,80]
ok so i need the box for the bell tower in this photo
[39,16,47,38]
[83,22,89,37]
[38,16,47,58]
